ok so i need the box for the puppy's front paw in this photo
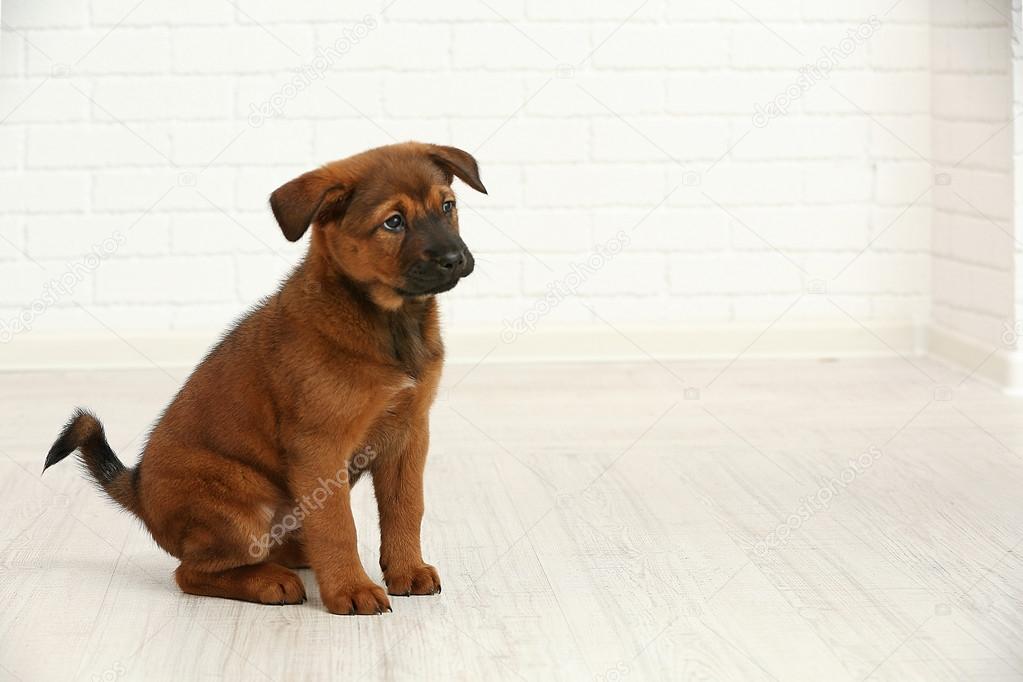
[322,582,391,615]
[385,563,441,596]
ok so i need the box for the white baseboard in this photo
[924,323,1023,393]
[7,322,1016,393]
[0,320,922,372]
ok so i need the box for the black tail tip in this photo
[44,407,101,474]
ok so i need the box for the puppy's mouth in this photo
[396,277,461,297]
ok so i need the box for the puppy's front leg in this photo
[290,434,390,615]
[373,420,441,596]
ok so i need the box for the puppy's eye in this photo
[383,214,405,232]
[442,200,455,214]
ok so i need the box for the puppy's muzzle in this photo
[402,247,474,296]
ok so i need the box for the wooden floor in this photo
[1,356,1021,681]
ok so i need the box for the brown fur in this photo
[45,142,486,615]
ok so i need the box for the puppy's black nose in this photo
[432,250,465,270]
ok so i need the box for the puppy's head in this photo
[270,142,486,308]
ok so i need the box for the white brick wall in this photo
[931,0,1015,348]
[0,0,1012,354]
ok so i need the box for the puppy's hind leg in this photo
[167,510,306,605]
[175,562,306,605]
[268,532,310,569]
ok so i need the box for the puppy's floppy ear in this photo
[269,170,347,242]
[428,145,487,194]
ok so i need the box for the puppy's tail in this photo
[44,408,140,516]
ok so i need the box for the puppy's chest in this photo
[386,309,438,378]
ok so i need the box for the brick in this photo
[0,26,27,76]
[452,118,588,162]
[868,115,931,161]
[170,211,298,255]
[572,253,667,295]
[932,74,1011,121]
[801,162,873,204]
[593,208,731,252]
[234,0,376,23]
[873,161,933,205]
[4,0,88,28]
[824,253,929,294]
[668,73,806,115]
[238,73,385,123]
[315,23,449,72]
[524,164,667,208]
[932,27,1010,73]
[932,119,1010,170]
[26,29,172,75]
[734,116,868,160]
[940,167,1013,221]
[25,213,170,258]
[91,0,234,25]
[315,118,451,150]
[93,76,235,121]
[730,26,873,71]
[870,26,930,70]
[27,124,172,168]
[933,211,1013,269]
[699,162,802,205]
[668,254,803,294]
[452,23,591,69]
[95,256,236,303]
[591,26,728,69]
[527,74,667,117]
[171,120,312,166]
[528,0,658,21]
[0,217,26,259]
[802,73,929,115]
[391,0,525,21]
[800,0,927,23]
[0,126,24,168]
[382,73,526,117]
[593,116,729,162]
[869,206,929,252]
[464,208,592,253]
[0,79,89,122]
[172,27,316,73]
[727,206,871,252]
[669,1,801,21]
[0,260,96,306]
[931,0,1008,27]
[93,169,236,212]
[0,171,90,212]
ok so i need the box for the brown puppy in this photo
[44,141,486,615]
